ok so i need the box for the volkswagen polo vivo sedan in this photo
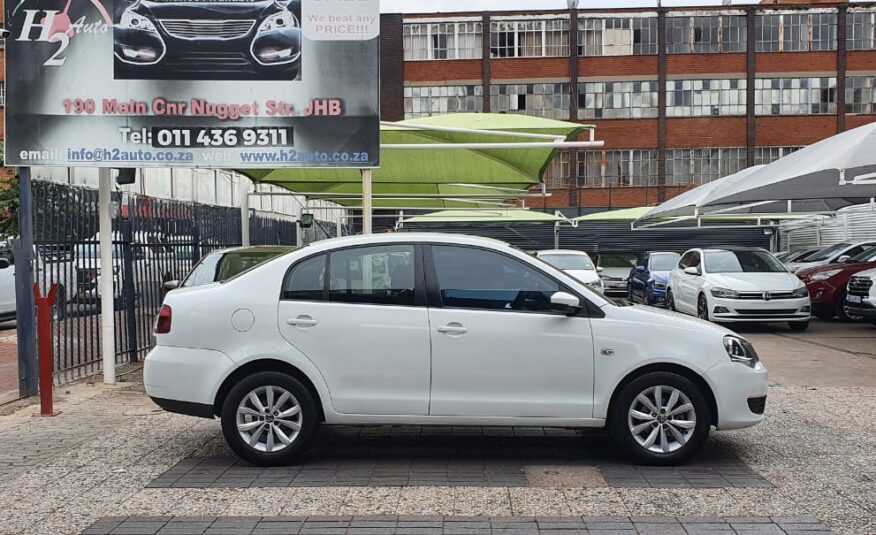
[145,234,768,466]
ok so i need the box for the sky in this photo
[380,0,866,14]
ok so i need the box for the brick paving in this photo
[79,515,833,535]
[0,326,19,404]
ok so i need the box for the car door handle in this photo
[286,316,317,328]
[436,323,468,335]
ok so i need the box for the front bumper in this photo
[845,294,876,319]
[709,295,811,323]
[647,287,668,307]
[803,280,842,306]
[705,360,769,430]
[602,280,629,296]
[144,345,237,412]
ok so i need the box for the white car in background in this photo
[597,253,637,297]
[845,268,876,325]
[786,240,876,274]
[535,250,604,293]
[668,247,811,331]
[146,234,768,467]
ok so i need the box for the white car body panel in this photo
[146,234,767,433]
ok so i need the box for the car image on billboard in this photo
[113,0,302,80]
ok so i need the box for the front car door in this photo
[278,244,431,415]
[426,244,595,419]
[678,250,702,312]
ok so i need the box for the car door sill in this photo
[324,415,606,427]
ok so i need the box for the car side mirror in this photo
[596,266,604,273]
[636,265,645,272]
[837,255,851,264]
[0,259,10,269]
[550,291,581,315]
[163,280,180,291]
[684,266,701,276]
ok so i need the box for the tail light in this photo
[154,305,172,334]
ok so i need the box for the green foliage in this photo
[0,150,18,240]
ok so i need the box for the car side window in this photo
[432,246,561,313]
[844,246,866,258]
[328,245,415,306]
[688,252,701,270]
[183,253,222,288]
[678,252,692,269]
[282,254,326,301]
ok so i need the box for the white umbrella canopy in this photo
[639,165,765,221]
[699,122,876,214]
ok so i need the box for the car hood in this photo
[600,267,630,280]
[707,272,804,291]
[613,304,734,338]
[787,260,826,272]
[564,269,600,284]
[139,0,278,19]
[650,270,671,284]
[799,261,876,279]
[853,267,876,279]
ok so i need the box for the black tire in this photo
[697,294,710,321]
[221,371,319,466]
[667,288,676,311]
[608,371,712,466]
[788,321,809,332]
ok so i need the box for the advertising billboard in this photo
[4,0,380,168]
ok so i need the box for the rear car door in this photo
[278,244,431,415]
[426,245,595,419]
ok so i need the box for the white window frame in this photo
[490,17,570,58]
[403,20,483,61]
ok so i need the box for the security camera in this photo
[0,29,11,39]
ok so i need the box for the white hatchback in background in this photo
[668,247,811,331]
[845,268,876,325]
[145,234,768,467]
[786,240,876,274]
[535,250,604,293]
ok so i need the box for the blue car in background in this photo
[628,251,682,307]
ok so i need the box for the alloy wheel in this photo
[697,295,709,320]
[236,385,302,453]
[627,385,696,454]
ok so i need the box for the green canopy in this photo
[236,114,587,208]
[574,207,652,222]
[401,209,566,224]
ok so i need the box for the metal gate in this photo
[30,181,298,384]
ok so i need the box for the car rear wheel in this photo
[221,371,318,466]
[788,321,809,332]
[608,371,711,465]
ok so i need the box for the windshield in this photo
[649,252,681,271]
[539,253,594,271]
[598,254,636,268]
[705,250,787,274]
[850,246,876,263]
[806,243,852,262]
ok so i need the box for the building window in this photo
[754,146,802,166]
[847,11,876,50]
[545,151,572,189]
[578,16,659,56]
[754,77,837,115]
[666,148,746,186]
[577,150,659,187]
[0,81,5,107]
[578,80,658,120]
[403,22,483,61]
[846,76,876,114]
[666,79,746,117]
[490,19,570,58]
[756,12,837,52]
[403,85,484,119]
[666,15,747,54]
[490,83,570,120]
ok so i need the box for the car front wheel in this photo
[221,371,318,466]
[667,289,676,311]
[608,371,711,465]
[697,294,710,321]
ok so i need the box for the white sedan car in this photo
[535,249,604,293]
[146,234,768,466]
[668,247,811,330]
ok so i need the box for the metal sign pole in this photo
[361,169,373,235]
[15,167,38,398]
[240,177,251,247]
[98,168,116,385]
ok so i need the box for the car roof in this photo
[700,247,768,253]
[302,232,514,252]
[207,245,297,256]
[535,249,590,256]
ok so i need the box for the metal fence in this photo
[28,180,298,384]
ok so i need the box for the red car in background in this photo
[797,246,876,321]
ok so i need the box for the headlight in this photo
[810,269,841,281]
[791,286,809,298]
[258,9,299,33]
[711,287,740,299]
[652,281,667,290]
[119,8,158,32]
[723,335,760,368]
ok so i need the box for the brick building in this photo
[380,0,876,212]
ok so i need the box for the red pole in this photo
[33,283,61,417]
